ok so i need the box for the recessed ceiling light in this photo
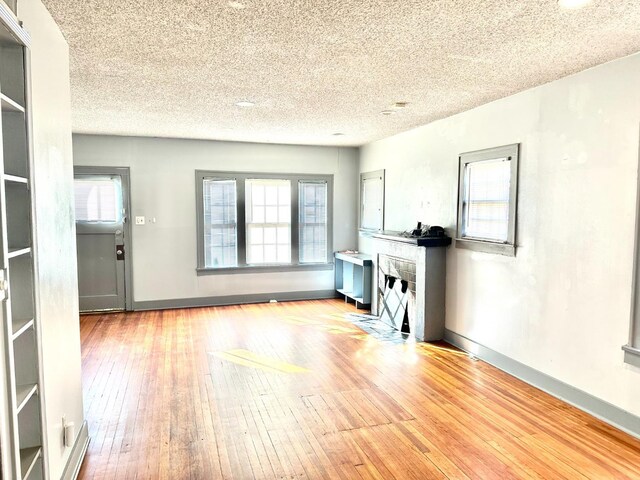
[235,101,255,107]
[381,110,395,116]
[228,1,246,9]
[393,102,409,109]
[332,133,345,136]
[558,0,592,9]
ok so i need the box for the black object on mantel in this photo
[372,230,452,247]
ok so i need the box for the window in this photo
[360,170,384,231]
[246,179,291,264]
[299,181,328,263]
[202,178,238,268]
[74,176,123,223]
[456,144,519,256]
[196,171,333,272]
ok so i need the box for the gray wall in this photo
[72,135,359,303]
[359,52,640,417]
[21,0,85,477]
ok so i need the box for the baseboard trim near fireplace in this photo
[444,329,640,440]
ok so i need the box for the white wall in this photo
[359,52,640,417]
[72,135,359,303]
[21,0,85,477]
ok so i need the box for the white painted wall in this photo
[20,0,85,477]
[72,135,359,302]
[359,52,640,417]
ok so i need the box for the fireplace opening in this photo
[379,264,414,335]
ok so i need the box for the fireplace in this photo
[372,231,449,342]
[378,255,416,334]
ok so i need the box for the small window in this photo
[456,144,519,256]
[299,181,328,263]
[360,170,384,232]
[74,176,123,223]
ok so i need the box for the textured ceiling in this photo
[40,0,640,146]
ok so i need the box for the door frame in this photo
[73,166,134,311]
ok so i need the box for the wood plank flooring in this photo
[77,299,640,479]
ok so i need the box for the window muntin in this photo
[456,144,519,256]
[196,171,333,272]
[299,181,327,263]
[74,176,123,223]
[203,178,238,268]
[246,179,291,264]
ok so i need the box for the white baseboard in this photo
[60,420,89,480]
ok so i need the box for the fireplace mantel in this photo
[372,231,452,248]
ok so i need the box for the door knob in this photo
[116,250,123,255]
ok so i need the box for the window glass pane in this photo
[246,179,291,264]
[265,206,278,223]
[299,181,327,263]
[74,176,122,222]
[463,158,511,242]
[264,245,277,263]
[265,185,278,205]
[203,178,237,267]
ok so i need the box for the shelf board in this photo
[15,383,37,413]
[12,318,34,340]
[8,246,30,259]
[19,446,41,480]
[1,93,25,113]
[4,174,28,184]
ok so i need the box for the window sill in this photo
[622,345,640,368]
[455,237,516,257]
[196,263,334,275]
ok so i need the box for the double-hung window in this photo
[202,178,238,268]
[456,144,519,256]
[196,171,333,272]
[245,179,291,264]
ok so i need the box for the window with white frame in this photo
[246,179,291,264]
[196,171,333,271]
[456,144,519,256]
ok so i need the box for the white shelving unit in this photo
[334,252,373,309]
[0,7,45,480]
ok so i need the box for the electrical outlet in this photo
[135,216,145,225]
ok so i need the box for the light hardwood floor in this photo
[78,299,640,479]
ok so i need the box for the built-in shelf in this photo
[335,252,373,309]
[1,12,44,480]
[1,92,24,113]
[12,318,33,340]
[4,173,28,184]
[15,384,37,413]
[19,447,41,480]
[8,246,30,259]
